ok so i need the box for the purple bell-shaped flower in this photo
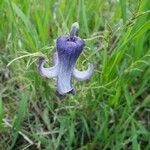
[38,22,94,95]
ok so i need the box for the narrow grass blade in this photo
[11,2,32,32]
[119,0,127,23]
[10,92,29,148]
[131,121,140,150]
[81,0,89,36]
[10,1,38,50]
[0,96,4,129]
[133,20,150,39]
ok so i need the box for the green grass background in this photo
[0,0,150,149]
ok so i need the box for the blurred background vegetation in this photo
[0,0,150,149]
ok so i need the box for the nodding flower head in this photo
[38,22,94,96]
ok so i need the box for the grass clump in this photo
[0,0,150,149]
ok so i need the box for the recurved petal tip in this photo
[38,56,58,78]
[39,57,46,64]
[73,64,94,81]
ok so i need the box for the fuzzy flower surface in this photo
[38,22,94,95]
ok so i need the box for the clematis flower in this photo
[38,22,94,96]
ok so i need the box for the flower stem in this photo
[70,22,79,39]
